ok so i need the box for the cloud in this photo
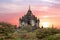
[40,15,60,18]
[0,3,26,13]
[0,0,60,14]
[41,0,60,4]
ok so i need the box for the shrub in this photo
[36,28,60,39]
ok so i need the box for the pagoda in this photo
[19,6,40,30]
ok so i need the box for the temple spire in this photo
[27,5,32,15]
[29,5,30,10]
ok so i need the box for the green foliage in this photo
[21,25,33,32]
[19,32,37,40]
[16,28,60,40]
[42,34,60,40]
[36,28,60,39]
[0,22,16,40]
[0,22,60,40]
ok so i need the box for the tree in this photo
[0,22,15,39]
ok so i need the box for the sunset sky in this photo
[0,0,60,28]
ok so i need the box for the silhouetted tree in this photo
[41,26,43,28]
